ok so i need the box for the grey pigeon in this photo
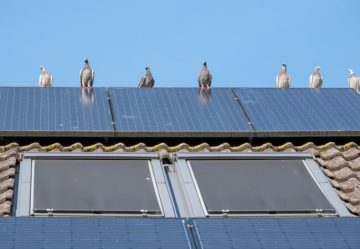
[276,64,291,88]
[138,67,155,88]
[39,66,53,87]
[80,58,95,88]
[309,66,323,88]
[198,61,212,89]
[348,68,360,92]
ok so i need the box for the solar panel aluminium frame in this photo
[172,153,352,217]
[16,153,177,217]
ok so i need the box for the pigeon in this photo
[198,61,212,89]
[138,67,155,88]
[39,66,53,87]
[348,68,360,92]
[309,66,323,88]
[276,64,291,88]
[80,58,95,88]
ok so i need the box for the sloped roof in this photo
[0,141,359,216]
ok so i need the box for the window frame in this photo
[172,152,352,217]
[16,153,177,217]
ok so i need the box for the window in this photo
[16,153,176,217]
[172,153,351,217]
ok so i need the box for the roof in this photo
[1,141,359,216]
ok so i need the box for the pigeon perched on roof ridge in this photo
[80,58,95,89]
[276,64,291,88]
[39,66,53,88]
[138,67,155,88]
[309,66,323,88]
[348,68,360,92]
[198,61,212,89]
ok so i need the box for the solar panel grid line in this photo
[143,89,157,130]
[330,90,360,130]
[162,89,180,131]
[211,89,228,130]
[300,91,320,130]
[172,89,190,131]
[33,88,40,131]
[161,89,177,131]
[181,89,201,130]
[227,88,253,131]
[282,90,303,130]
[178,89,209,131]
[9,88,16,130]
[309,90,352,130]
[311,90,339,130]
[286,90,314,130]
[246,89,277,131]
[76,89,86,130]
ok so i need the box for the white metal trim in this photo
[186,160,209,217]
[147,160,164,216]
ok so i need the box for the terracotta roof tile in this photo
[349,156,360,171]
[0,141,360,216]
[330,178,360,193]
[0,178,14,193]
[323,167,357,181]
[342,147,360,160]
[319,156,349,170]
[0,201,11,216]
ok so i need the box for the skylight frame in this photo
[173,152,352,217]
[16,153,177,217]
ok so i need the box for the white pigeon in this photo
[80,58,95,88]
[276,64,291,88]
[348,68,360,92]
[198,61,212,89]
[39,66,53,87]
[138,67,155,88]
[309,66,323,88]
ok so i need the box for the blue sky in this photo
[0,0,359,88]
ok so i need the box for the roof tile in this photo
[323,167,357,181]
[349,156,360,171]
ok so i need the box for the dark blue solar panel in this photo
[0,87,113,133]
[0,218,192,249]
[193,218,360,249]
[110,88,252,132]
[234,88,360,132]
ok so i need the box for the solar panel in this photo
[0,218,192,249]
[192,218,360,249]
[0,87,113,135]
[234,88,360,132]
[189,159,334,214]
[110,88,252,134]
[33,159,161,214]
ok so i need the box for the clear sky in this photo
[0,0,359,88]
